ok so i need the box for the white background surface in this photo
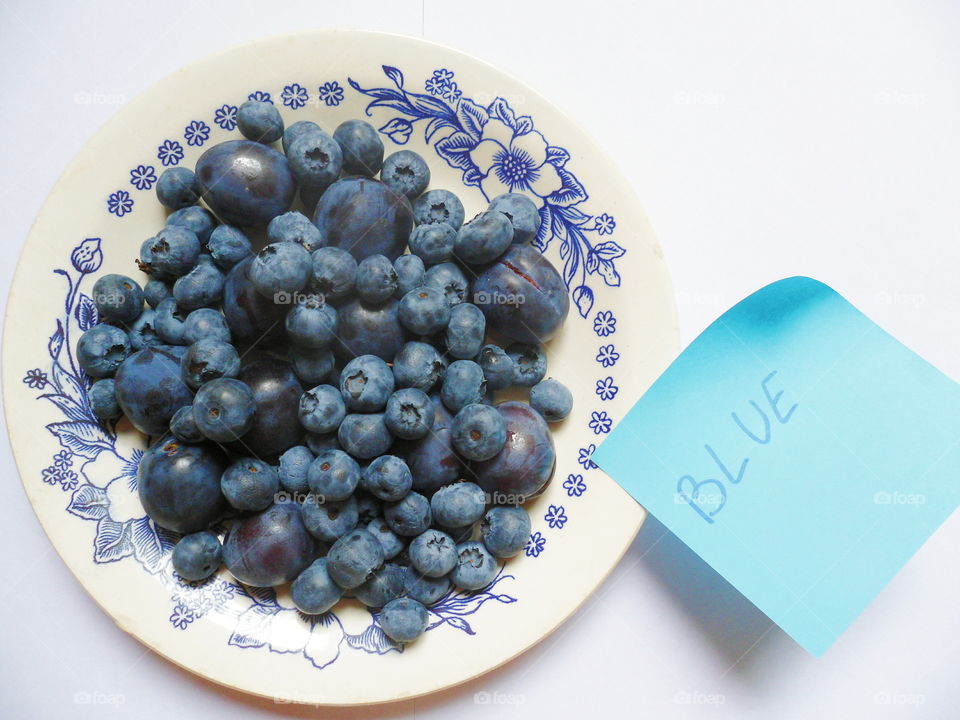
[1,1,958,717]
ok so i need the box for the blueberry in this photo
[326,528,385,589]
[313,177,413,261]
[481,505,531,558]
[393,254,425,298]
[403,568,450,606]
[290,346,335,386]
[451,541,498,590]
[291,558,343,614]
[333,119,384,177]
[379,597,428,643]
[221,257,287,345]
[92,274,144,324]
[431,481,486,528]
[127,309,161,350]
[305,430,340,455]
[353,563,406,608]
[223,502,315,587]
[183,307,231,344]
[150,300,186,347]
[393,395,462,493]
[384,387,434,440]
[249,241,312,300]
[473,244,569,343]
[147,226,201,277]
[237,99,284,143]
[451,403,506,461]
[143,279,172,309]
[193,377,257,442]
[114,347,194,434]
[384,492,432,537]
[398,286,451,336]
[507,342,547,387]
[355,491,382,525]
[380,150,430,199]
[331,297,406,363]
[408,222,456,266]
[440,360,487,413]
[311,246,358,300]
[172,258,224,311]
[172,530,222,581]
[530,378,573,421]
[207,226,252,270]
[88,378,121,420]
[278,445,313,494]
[167,206,217,247]
[339,354,395,412]
[285,295,337,348]
[308,448,361,502]
[299,184,323,215]
[454,211,513,265]
[221,458,279,511]
[156,167,201,210]
[301,495,358,543]
[338,413,392,459]
[180,339,240,389]
[361,455,413,502]
[472,401,555,500]
[138,435,228,533]
[413,189,465,230]
[267,211,323,253]
[299,384,345,434]
[288,130,343,189]
[409,529,458,578]
[356,254,398,303]
[195,140,296,226]
[170,405,203,443]
[488,193,541,244]
[444,303,485,360]
[234,359,304,459]
[476,344,515,391]
[366,517,405,559]
[392,341,445,392]
[282,120,321,153]
[423,262,469,307]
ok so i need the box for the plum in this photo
[221,256,287,346]
[331,297,407,363]
[223,502,315,586]
[114,347,194,435]
[471,401,555,501]
[230,358,304,459]
[394,395,463,494]
[312,177,413,261]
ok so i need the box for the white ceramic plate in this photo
[2,30,677,705]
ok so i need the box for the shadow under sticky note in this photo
[592,276,960,656]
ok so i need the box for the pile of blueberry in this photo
[77,100,574,644]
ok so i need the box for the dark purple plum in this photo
[331,297,407,363]
[471,401,555,501]
[137,435,228,533]
[221,256,287,346]
[472,244,569,344]
[195,140,296,226]
[230,359,304,459]
[312,177,413,261]
[394,395,463,494]
[223,502,315,586]
[114,347,195,435]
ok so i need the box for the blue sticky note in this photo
[592,277,960,656]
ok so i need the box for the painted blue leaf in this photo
[558,239,570,259]
[378,118,412,145]
[462,167,484,187]
[51,363,89,410]
[493,593,518,604]
[47,421,113,459]
[74,294,99,331]
[39,392,89,423]
[546,145,570,168]
[593,241,626,260]
[435,131,479,173]
[424,116,456,142]
[597,259,622,287]
[455,98,489,141]
[382,65,405,89]
[586,250,599,273]
[572,285,595,317]
[546,167,588,207]
[67,483,109,521]
[345,624,399,655]
[407,91,459,119]
[535,205,553,250]
[555,204,592,226]
[48,320,64,359]
[244,585,280,608]
[130,516,168,574]
[93,517,133,563]
[228,606,274,649]
[513,114,534,135]
[487,97,517,129]
[443,616,475,635]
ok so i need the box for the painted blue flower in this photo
[107,190,133,217]
[53,450,72,471]
[129,164,157,191]
[157,139,184,167]
[184,120,210,147]
[211,582,235,606]
[434,68,454,84]
[22,368,47,389]
[595,376,619,401]
[214,103,238,130]
[593,310,617,337]
[425,76,445,96]
[71,238,103,274]
[525,531,546,558]
[41,467,58,485]
[563,474,587,497]
[578,444,599,470]
[281,83,309,109]
[425,68,455,96]
[441,81,462,104]
[589,411,612,435]
[248,90,272,104]
[595,213,616,235]
[59,470,78,491]
[596,344,620,368]
[318,81,344,107]
[169,604,195,630]
[544,505,568,529]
